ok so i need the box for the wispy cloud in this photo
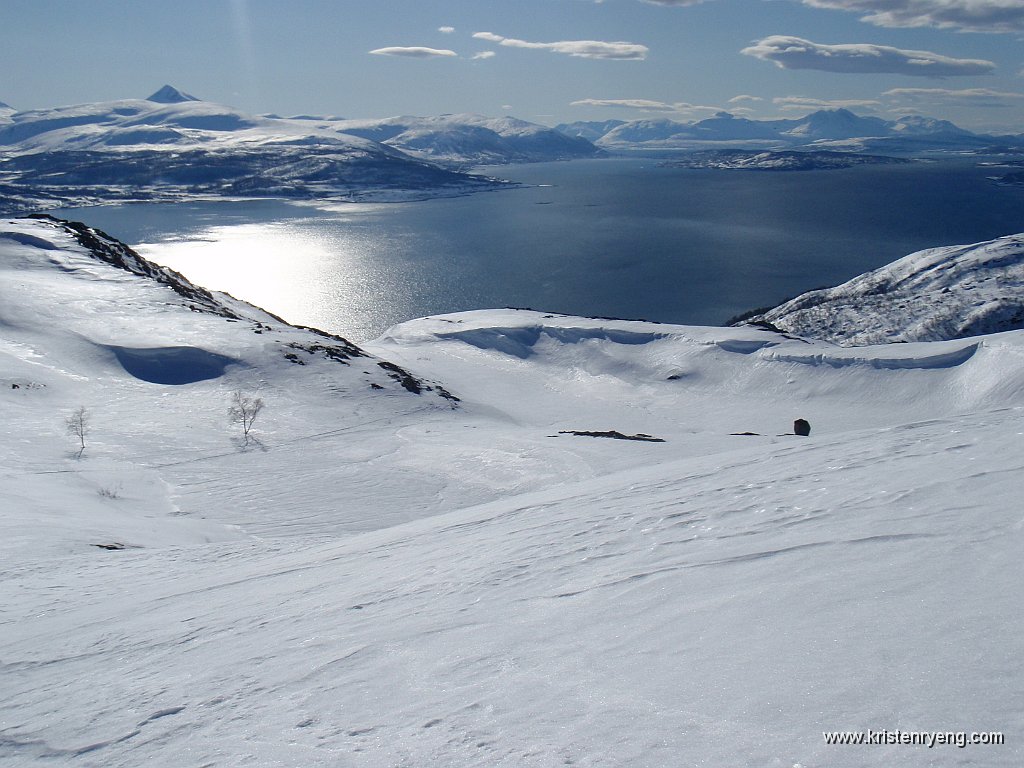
[800,0,1024,34]
[472,51,496,60]
[472,32,648,60]
[640,0,707,5]
[571,98,721,118]
[884,87,1024,107]
[369,47,458,59]
[742,36,995,77]
[728,94,764,104]
[438,26,455,34]
[772,95,883,111]
[571,98,678,111]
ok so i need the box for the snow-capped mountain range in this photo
[558,108,1023,153]
[0,87,597,214]
[3,215,1023,766]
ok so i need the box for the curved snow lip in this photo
[764,341,979,370]
[436,325,667,359]
[106,345,241,385]
[714,338,778,355]
[0,231,60,250]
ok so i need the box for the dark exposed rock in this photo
[557,430,665,443]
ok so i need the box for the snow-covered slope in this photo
[332,113,601,165]
[746,233,1024,345]
[553,119,625,142]
[0,89,503,213]
[3,218,1024,766]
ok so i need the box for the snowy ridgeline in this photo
[2,218,1024,767]
[0,87,598,214]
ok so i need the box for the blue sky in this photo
[2,0,1022,131]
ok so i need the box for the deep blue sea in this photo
[54,157,1024,341]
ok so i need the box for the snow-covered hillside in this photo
[3,218,1023,766]
[745,233,1024,345]
[0,88,506,213]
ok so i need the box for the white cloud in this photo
[742,36,995,77]
[571,98,722,118]
[772,95,883,111]
[800,0,1024,34]
[438,26,455,34]
[472,51,496,60]
[728,94,764,104]
[369,47,458,59]
[884,86,1024,107]
[640,0,707,5]
[472,32,648,60]
[571,98,678,111]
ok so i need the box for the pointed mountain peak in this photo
[146,85,199,104]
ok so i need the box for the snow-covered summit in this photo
[146,84,199,104]
[746,233,1024,345]
[780,108,890,141]
[333,112,601,165]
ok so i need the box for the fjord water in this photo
[55,158,1023,341]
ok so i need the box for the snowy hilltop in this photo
[558,108,1024,154]
[0,87,605,213]
[744,234,1024,345]
[3,217,1023,766]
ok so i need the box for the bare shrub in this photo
[228,390,264,447]
[65,406,90,458]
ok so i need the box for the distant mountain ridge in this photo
[0,87,603,213]
[333,113,601,166]
[558,108,1024,153]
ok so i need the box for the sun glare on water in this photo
[135,220,404,340]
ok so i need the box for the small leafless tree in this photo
[228,390,264,447]
[66,406,90,458]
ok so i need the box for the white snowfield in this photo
[2,217,1023,767]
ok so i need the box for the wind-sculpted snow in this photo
[435,324,667,359]
[106,345,242,385]
[747,234,1024,345]
[4,231,1024,766]
[764,340,980,369]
